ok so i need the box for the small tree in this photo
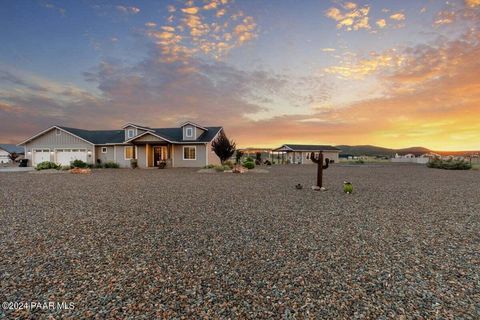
[8,152,18,163]
[235,150,244,164]
[211,131,236,164]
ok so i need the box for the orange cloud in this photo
[465,0,480,7]
[376,19,386,28]
[325,5,371,31]
[390,12,405,21]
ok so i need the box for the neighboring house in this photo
[18,122,223,168]
[272,144,340,164]
[0,144,24,164]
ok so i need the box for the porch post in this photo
[146,143,149,167]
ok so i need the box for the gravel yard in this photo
[1,164,479,319]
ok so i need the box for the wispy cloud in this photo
[389,12,406,21]
[116,5,140,15]
[325,3,371,31]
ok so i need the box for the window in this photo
[185,127,193,138]
[183,146,196,160]
[101,147,107,153]
[56,129,61,135]
[127,129,135,139]
[125,146,135,159]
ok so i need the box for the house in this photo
[17,122,223,168]
[0,144,24,164]
[272,144,340,164]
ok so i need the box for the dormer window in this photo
[186,127,193,138]
[127,129,135,139]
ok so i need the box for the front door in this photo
[153,146,168,166]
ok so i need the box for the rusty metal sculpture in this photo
[310,151,330,188]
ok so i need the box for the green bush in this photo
[130,159,138,169]
[36,161,60,170]
[61,165,71,170]
[71,159,88,168]
[355,159,365,164]
[245,156,254,162]
[204,164,215,169]
[427,158,472,170]
[223,160,234,169]
[104,162,120,168]
[243,161,255,169]
[94,164,104,169]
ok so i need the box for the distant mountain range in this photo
[335,145,479,157]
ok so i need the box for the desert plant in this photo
[211,131,236,164]
[243,161,255,169]
[264,159,272,166]
[427,158,471,170]
[235,150,244,164]
[204,164,215,169]
[311,152,330,188]
[223,160,234,169]
[104,162,120,168]
[35,161,60,170]
[61,165,71,170]
[71,159,88,168]
[130,159,138,169]
[158,161,167,169]
[8,152,18,162]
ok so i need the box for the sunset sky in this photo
[0,0,479,150]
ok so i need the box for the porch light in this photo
[27,151,31,155]
[87,150,92,155]
[50,151,54,154]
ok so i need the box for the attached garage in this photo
[33,149,51,165]
[55,149,88,165]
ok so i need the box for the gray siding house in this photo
[272,144,340,164]
[18,122,223,168]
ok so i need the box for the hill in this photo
[335,145,431,157]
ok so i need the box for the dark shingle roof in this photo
[58,127,125,144]
[275,144,340,152]
[58,126,222,144]
[0,144,24,154]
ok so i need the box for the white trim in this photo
[182,146,196,160]
[125,131,174,143]
[101,147,107,153]
[124,146,134,160]
[17,126,95,146]
[171,145,175,167]
[135,145,138,160]
[121,123,155,132]
[126,128,135,139]
[185,127,193,138]
[179,121,208,131]
[114,145,117,162]
[205,143,208,166]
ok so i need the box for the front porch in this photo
[139,143,173,168]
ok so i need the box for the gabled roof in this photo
[122,123,154,131]
[179,121,209,131]
[58,127,125,144]
[19,125,222,146]
[273,144,341,152]
[128,127,222,143]
[0,144,24,154]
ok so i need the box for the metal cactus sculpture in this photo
[311,151,330,188]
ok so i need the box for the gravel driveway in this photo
[1,164,479,319]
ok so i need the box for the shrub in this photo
[223,160,234,169]
[130,159,138,169]
[214,164,227,172]
[61,165,71,171]
[243,161,255,169]
[264,159,272,166]
[235,150,244,164]
[245,156,254,162]
[104,162,120,168]
[204,164,215,169]
[94,164,104,169]
[255,159,261,165]
[158,161,167,169]
[427,158,471,170]
[71,159,88,168]
[36,161,60,170]
[211,131,236,163]
[355,159,365,164]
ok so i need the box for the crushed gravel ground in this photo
[1,164,479,319]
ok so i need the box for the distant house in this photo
[272,144,340,164]
[17,122,223,168]
[0,144,24,164]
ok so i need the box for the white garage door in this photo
[33,149,51,165]
[56,149,87,165]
